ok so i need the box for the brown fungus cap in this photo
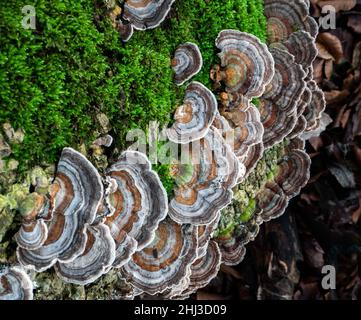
[123,0,175,31]
[120,218,198,295]
[172,43,203,86]
[54,223,116,285]
[265,0,317,44]
[0,266,33,300]
[167,82,218,144]
[169,127,243,226]
[105,151,168,266]
[213,30,275,99]
[17,148,104,272]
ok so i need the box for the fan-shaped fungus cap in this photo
[213,30,275,99]
[265,0,316,44]
[54,223,116,285]
[167,82,218,144]
[242,142,265,176]
[172,43,203,86]
[123,0,175,30]
[260,99,298,149]
[275,149,311,198]
[17,148,104,272]
[221,102,264,158]
[262,47,306,115]
[217,236,247,266]
[257,182,289,222]
[274,31,318,72]
[303,81,327,132]
[105,151,168,266]
[0,266,33,300]
[120,218,198,295]
[169,127,242,226]
[178,241,221,297]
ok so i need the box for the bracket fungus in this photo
[169,127,242,226]
[54,223,116,285]
[167,82,218,144]
[273,31,318,74]
[265,0,317,44]
[172,43,203,86]
[212,30,275,99]
[0,266,33,300]
[120,218,198,295]
[17,148,104,272]
[176,241,222,298]
[105,150,168,266]
[123,0,175,31]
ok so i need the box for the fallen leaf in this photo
[317,0,357,12]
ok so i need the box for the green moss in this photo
[0,0,266,189]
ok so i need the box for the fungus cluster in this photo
[7,0,327,299]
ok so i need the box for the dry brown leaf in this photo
[324,89,350,105]
[324,59,334,79]
[317,0,357,12]
[317,32,344,63]
[316,42,335,60]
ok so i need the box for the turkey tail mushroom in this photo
[17,148,104,272]
[120,218,198,295]
[105,150,168,267]
[54,223,116,285]
[123,0,175,30]
[265,0,315,44]
[167,82,218,144]
[212,30,275,99]
[168,127,243,226]
[172,43,203,86]
[0,266,33,300]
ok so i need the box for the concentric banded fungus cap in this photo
[242,142,265,176]
[274,31,318,72]
[105,151,168,266]
[221,102,264,158]
[257,182,289,222]
[17,148,104,272]
[120,218,198,295]
[123,0,175,30]
[262,47,306,115]
[54,223,116,285]
[0,266,33,300]
[169,127,242,226]
[260,99,298,149]
[217,237,247,266]
[303,81,327,132]
[275,149,311,198]
[288,115,307,139]
[172,43,203,86]
[213,30,275,99]
[265,0,316,44]
[178,241,222,297]
[167,82,218,144]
